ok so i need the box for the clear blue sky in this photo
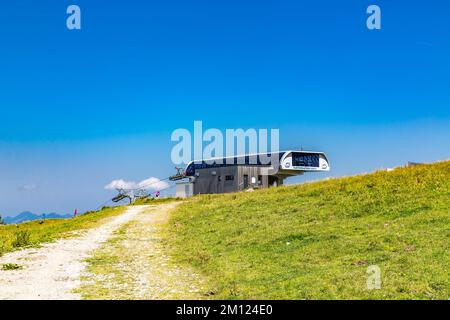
[0,1,449,216]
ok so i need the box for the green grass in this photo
[166,161,450,299]
[0,206,126,256]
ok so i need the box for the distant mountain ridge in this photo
[3,211,72,225]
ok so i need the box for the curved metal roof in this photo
[184,150,328,176]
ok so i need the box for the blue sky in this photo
[0,1,449,216]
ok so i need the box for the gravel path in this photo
[78,202,204,300]
[0,205,150,300]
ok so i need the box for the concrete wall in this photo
[176,181,193,198]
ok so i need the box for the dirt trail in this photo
[0,205,150,300]
[78,202,204,300]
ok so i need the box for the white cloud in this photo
[104,177,169,191]
[104,179,136,190]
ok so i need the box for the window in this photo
[225,175,234,181]
[292,153,320,167]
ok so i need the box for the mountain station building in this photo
[174,150,330,197]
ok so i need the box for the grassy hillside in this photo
[166,161,450,299]
[0,207,125,257]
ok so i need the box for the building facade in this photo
[174,150,330,197]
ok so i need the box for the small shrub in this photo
[2,263,22,271]
[12,230,31,248]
